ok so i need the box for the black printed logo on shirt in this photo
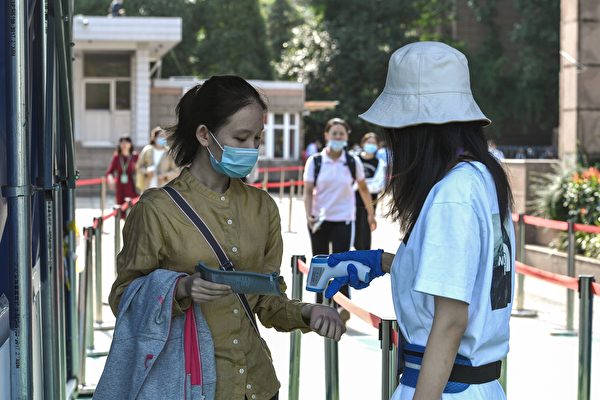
[491,215,512,311]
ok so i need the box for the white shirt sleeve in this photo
[354,155,365,181]
[366,159,387,194]
[413,202,482,304]
[303,155,315,183]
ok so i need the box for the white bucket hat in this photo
[359,41,490,128]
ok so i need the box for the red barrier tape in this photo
[76,177,104,187]
[573,223,600,234]
[522,215,569,231]
[257,166,303,173]
[516,261,579,291]
[249,180,304,189]
[592,282,600,297]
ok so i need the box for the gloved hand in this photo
[324,249,384,298]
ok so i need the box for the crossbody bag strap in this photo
[162,186,260,336]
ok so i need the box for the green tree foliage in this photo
[510,0,560,137]
[463,0,559,142]
[282,0,420,141]
[124,0,201,78]
[196,0,274,79]
[267,0,302,66]
[74,0,110,15]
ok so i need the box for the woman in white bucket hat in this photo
[323,41,515,399]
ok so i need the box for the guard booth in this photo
[1,0,80,398]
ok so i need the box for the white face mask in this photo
[327,140,347,152]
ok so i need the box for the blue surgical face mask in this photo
[363,143,378,154]
[156,137,167,147]
[327,140,347,152]
[207,131,259,178]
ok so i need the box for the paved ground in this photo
[76,193,600,399]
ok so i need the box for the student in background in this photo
[105,136,138,205]
[135,126,179,192]
[303,118,377,309]
[354,132,386,250]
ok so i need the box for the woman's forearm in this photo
[413,296,468,400]
[357,181,375,217]
[303,183,314,218]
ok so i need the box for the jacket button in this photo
[233,339,239,345]
[227,219,233,225]
[239,368,245,374]
[232,247,238,253]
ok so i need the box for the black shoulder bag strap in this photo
[162,185,261,336]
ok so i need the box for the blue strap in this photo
[400,344,471,394]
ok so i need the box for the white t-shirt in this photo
[391,161,515,400]
[303,149,365,222]
[148,148,166,188]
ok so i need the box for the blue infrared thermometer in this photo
[306,255,371,293]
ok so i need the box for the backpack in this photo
[313,151,356,186]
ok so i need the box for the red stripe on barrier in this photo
[573,223,600,234]
[516,261,579,291]
[297,260,383,330]
[248,180,304,189]
[592,282,600,297]
[522,215,569,231]
[257,166,303,173]
[76,177,104,187]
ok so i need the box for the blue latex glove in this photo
[324,249,384,298]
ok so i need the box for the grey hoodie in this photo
[95,269,216,399]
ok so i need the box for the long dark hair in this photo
[168,75,267,167]
[382,122,513,234]
[117,136,133,155]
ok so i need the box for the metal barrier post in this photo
[279,170,286,202]
[512,213,538,318]
[288,255,305,400]
[94,218,103,324]
[577,275,594,400]
[553,220,577,336]
[101,176,106,218]
[114,205,122,276]
[389,321,399,396]
[323,296,340,400]
[297,168,303,197]
[287,180,295,233]
[380,320,392,400]
[85,228,94,351]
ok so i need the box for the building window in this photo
[115,81,131,110]
[84,53,131,77]
[274,128,285,158]
[85,83,110,110]
[265,112,300,160]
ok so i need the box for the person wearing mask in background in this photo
[325,42,515,400]
[105,136,138,205]
[135,126,179,193]
[303,118,377,313]
[488,140,505,161]
[105,75,345,400]
[354,132,386,250]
